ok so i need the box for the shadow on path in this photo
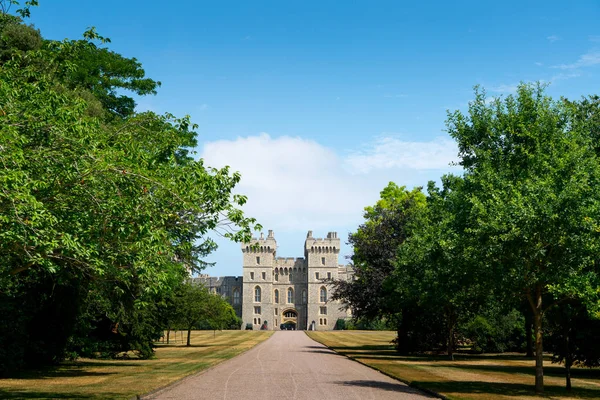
[335,380,435,396]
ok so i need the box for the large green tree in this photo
[330,182,427,351]
[446,83,600,392]
[394,175,489,359]
[0,4,259,373]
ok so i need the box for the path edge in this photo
[133,332,274,400]
[303,331,448,400]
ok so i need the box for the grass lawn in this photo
[0,330,272,399]
[306,330,600,400]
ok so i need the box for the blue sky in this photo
[27,0,600,276]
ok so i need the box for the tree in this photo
[394,175,489,359]
[330,182,427,352]
[46,28,161,119]
[446,83,600,392]
[0,6,259,373]
[203,293,240,336]
[546,300,600,390]
[175,284,210,346]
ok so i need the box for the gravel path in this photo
[147,331,435,400]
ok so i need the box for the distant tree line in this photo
[332,85,600,394]
[0,1,257,375]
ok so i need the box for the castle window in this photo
[321,257,325,265]
[233,288,240,305]
[262,271,266,280]
[254,286,261,302]
[324,318,327,325]
[320,306,327,315]
[258,318,261,325]
[254,306,261,315]
[274,289,279,304]
[275,273,278,282]
[319,318,323,325]
[315,272,319,280]
[302,290,307,304]
[256,256,260,264]
[289,273,293,281]
[320,287,327,303]
[287,287,294,303]
[250,272,254,280]
[327,272,331,280]
[254,318,257,324]
[275,308,278,315]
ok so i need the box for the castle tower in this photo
[239,230,350,331]
[241,230,276,330]
[305,231,341,330]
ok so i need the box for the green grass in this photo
[306,330,600,400]
[0,330,273,399]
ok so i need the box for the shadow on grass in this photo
[155,344,217,348]
[414,381,600,399]
[330,345,544,363]
[5,368,116,380]
[1,360,145,380]
[440,363,600,380]
[0,390,123,399]
[335,380,435,396]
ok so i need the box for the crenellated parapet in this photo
[241,229,276,254]
[304,230,340,255]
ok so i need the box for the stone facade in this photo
[194,230,353,331]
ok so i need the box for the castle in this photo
[194,230,353,330]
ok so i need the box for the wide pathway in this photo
[148,331,435,400]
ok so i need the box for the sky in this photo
[25,0,600,276]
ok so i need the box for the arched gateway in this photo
[281,309,298,330]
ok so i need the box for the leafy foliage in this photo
[334,83,600,393]
[0,3,259,374]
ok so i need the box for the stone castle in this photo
[194,230,353,330]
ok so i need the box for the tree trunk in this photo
[565,354,572,391]
[565,326,572,391]
[528,284,544,394]
[525,312,533,358]
[187,328,191,346]
[166,329,171,344]
[447,324,454,361]
[396,313,410,355]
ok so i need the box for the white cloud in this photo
[535,62,544,66]
[552,50,600,70]
[200,133,459,232]
[345,136,459,174]
[550,72,581,82]
[198,104,209,111]
[489,84,518,94]
[547,35,560,43]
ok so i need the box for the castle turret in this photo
[241,231,277,329]
[304,231,341,331]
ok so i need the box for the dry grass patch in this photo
[0,330,272,399]
[306,331,600,400]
